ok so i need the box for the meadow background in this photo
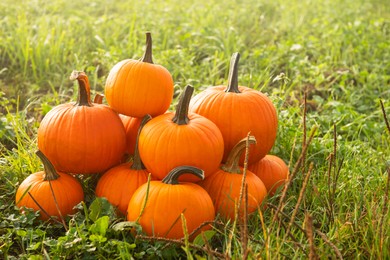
[0,0,389,258]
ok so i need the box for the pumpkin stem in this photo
[94,93,104,104]
[140,32,154,64]
[172,85,193,125]
[70,71,92,107]
[225,52,241,93]
[221,136,257,173]
[131,114,152,170]
[162,166,204,185]
[35,150,60,181]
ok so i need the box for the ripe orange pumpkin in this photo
[249,155,289,195]
[15,150,84,221]
[92,93,142,157]
[119,114,143,156]
[138,85,224,182]
[105,32,174,118]
[198,136,267,220]
[127,166,215,239]
[189,52,278,164]
[38,71,126,174]
[95,115,152,215]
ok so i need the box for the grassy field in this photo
[1,0,389,258]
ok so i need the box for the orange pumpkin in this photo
[38,71,126,174]
[138,85,224,182]
[92,93,141,157]
[249,155,289,195]
[127,166,215,239]
[119,114,143,156]
[95,115,152,215]
[105,32,174,118]
[199,136,267,220]
[15,150,84,221]
[189,52,278,164]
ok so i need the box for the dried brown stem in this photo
[305,213,319,260]
[379,167,390,253]
[380,99,390,134]
[48,180,68,230]
[27,192,63,226]
[136,234,228,259]
[303,91,307,169]
[284,162,314,240]
[271,126,317,225]
[316,230,343,259]
[267,203,343,259]
[241,184,249,260]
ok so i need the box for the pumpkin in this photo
[15,150,84,221]
[138,85,224,182]
[127,166,215,239]
[119,115,143,156]
[92,93,141,157]
[95,115,152,215]
[198,136,267,220]
[37,71,126,174]
[248,155,289,195]
[189,52,278,164]
[105,32,174,118]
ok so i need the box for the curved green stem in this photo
[70,71,92,107]
[36,150,60,181]
[225,52,241,93]
[131,114,152,170]
[140,32,154,64]
[162,166,204,185]
[221,136,257,174]
[172,85,194,125]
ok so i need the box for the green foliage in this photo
[1,0,390,258]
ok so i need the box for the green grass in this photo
[1,0,390,258]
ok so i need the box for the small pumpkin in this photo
[127,166,215,239]
[249,155,289,195]
[92,93,141,157]
[95,115,152,215]
[199,136,267,220]
[189,52,278,164]
[119,115,143,156]
[105,32,174,118]
[15,150,84,221]
[38,71,126,174]
[138,85,224,182]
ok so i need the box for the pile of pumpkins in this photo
[16,32,289,239]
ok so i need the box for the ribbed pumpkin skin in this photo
[249,155,289,195]
[199,167,266,220]
[95,162,149,215]
[38,104,126,174]
[127,180,215,239]
[15,171,84,220]
[105,60,173,118]
[189,86,277,164]
[119,114,143,156]
[138,112,224,182]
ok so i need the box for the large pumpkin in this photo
[105,32,174,118]
[189,52,278,164]
[38,71,126,174]
[138,85,224,182]
[199,136,267,220]
[95,115,152,215]
[127,166,215,239]
[249,154,289,196]
[15,150,84,221]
